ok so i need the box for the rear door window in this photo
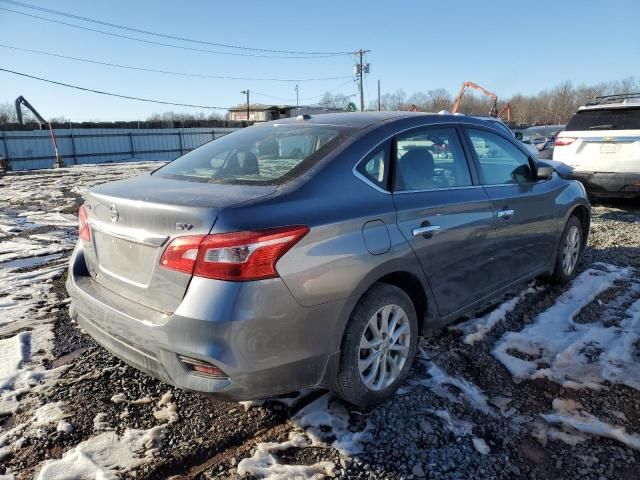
[155,124,353,184]
[465,128,534,185]
[393,127,472,191]
[565,107,640,131]
[357,143,390,189]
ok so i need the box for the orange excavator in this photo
[451,81,511,122]
[498,103,512,122]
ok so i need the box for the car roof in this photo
[259,111,500,129]
[470,115,503,123]
[263,111,418,128]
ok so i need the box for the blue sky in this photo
[0,0,638,121]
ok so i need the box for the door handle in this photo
[497,209,515,219]
[412,225,441,237]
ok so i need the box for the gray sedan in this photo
[66,112,590,407]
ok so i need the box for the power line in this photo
[0,67,357,109]
[0,67,229,109]
[0,0,353,57]
[0,7,347,59]
[0,44,353,82]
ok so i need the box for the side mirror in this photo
[536,163,554,180]
[514,131,523,141]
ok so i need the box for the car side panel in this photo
[482,181,559,286]
[393,187,497,317]
[216,179,424,309]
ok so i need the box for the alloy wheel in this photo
[358,304,411,391]
[562,225,581,275]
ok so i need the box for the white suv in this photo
[553,94,640,198]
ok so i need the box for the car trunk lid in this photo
[554,129,640,173]
[82,173,277,314]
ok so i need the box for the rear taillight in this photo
[554,137,577,147]
[160,235,204,275]
[78,205,91,242]
[159,225,309,281]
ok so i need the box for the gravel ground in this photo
[0,164,639,480]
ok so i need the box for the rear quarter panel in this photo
[211,121,434,333]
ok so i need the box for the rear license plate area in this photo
[93,231,157,286]
[599,144,617,154]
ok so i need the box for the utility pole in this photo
[377,79,381,111]
[354,49,371,112]
[241,89,250,123]
[295,84,299,107]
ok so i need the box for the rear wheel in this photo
[334,283,418,407]
[550,215,583,284]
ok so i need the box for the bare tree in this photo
[0,102,17,123]
[146,111,222,122]
[319,92,352,109]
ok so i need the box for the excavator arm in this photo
[451,81,499,117]
[14,96,64,167]
[498,103,512,122]
[15,95,48,128]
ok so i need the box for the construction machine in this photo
[15,95,64,168]
[451,81,512,122]
[498,103,512,122]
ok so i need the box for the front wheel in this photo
[550,215,583,284]
[334,283,418,407]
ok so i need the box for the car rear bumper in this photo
[569,171,640,197]
[66,244,344,400]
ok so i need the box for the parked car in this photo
[66,112,590,407]
[553,94,640,198]
[520,125,565,144]
[517,125,565,160]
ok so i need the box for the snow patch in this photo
[0,332,31,391]
[153,391,179,424]
[0,238,72,265]
[472,437,491,455]
[493,264,640,390]
[110,393,153,405]
[292,394,370,456]
[0,263,67,414]
[414,356,492,414]
[432,409,474,437]
[35,425,167,480]
[56,421,73,434]
[237,432,335,480]
[33,402,66,426]
[541,398,640,451]
[451,285,539,344]
[93,413,112,431]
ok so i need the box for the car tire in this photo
[334,283,418,408]
[549,215,583,284]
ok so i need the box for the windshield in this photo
[154,124,353,184]
[565,107,640,131]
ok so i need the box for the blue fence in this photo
[0,127,239,170]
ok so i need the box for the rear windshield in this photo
[154,124,353,184]
[565,107,640,131]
